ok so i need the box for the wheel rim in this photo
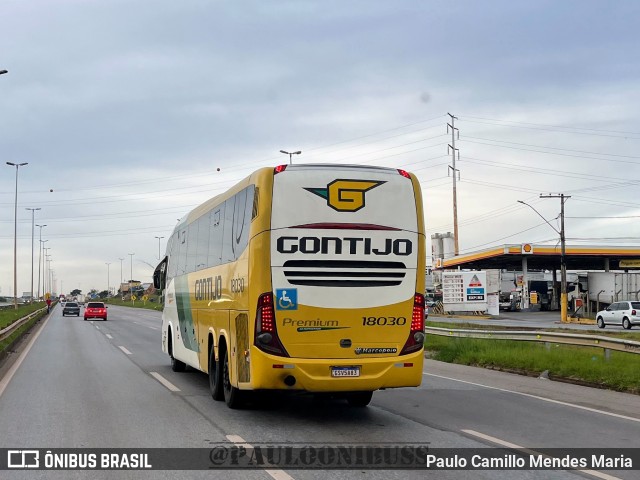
[623,319,630,329]
[209,354,217,390]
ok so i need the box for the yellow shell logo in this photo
[305,179,385,212]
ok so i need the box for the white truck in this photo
[587,272,640,305]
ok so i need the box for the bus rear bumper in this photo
[248,349,424,392]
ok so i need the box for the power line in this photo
[458,115,640,139]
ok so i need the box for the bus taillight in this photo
[400,293,425,355]
[255,292,289,357]
[274,165,287,174]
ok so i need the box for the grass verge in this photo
[0,302,48,330]
[104,296,163,311]
[425,334,640,394]
[0,309,46,357]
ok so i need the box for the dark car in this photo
[62,301,80,317]
[84,302,108,321]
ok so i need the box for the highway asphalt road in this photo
[0,304,638,479]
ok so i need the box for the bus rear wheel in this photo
[347,391,373,407]
[169,331,186,372]
[209,346,223,401]
[222,349,243,409]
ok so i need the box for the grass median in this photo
[104,296,163,311]
[0,302,48,330]
[0,304,48,356]
[425,324,640,394]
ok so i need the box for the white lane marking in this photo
[150,372,181,392]
[424,372,640,423]
[105,334,113,339]
[226,435,294,480]
[118,346,132,355]
[95,325,100,330]
[148,326,159,330]
[0,315,49,398]
[462,429,621,480]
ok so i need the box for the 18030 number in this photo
[231,277,245,293]
[362,316,407,326]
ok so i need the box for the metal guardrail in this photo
[0,307,47,343]
[425,326,640,356]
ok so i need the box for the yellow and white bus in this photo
[153,164,426,408]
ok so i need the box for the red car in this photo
[84,301,108,321]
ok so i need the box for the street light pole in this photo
[518,195,571,323]
[154,236,165,260]
[26,207,41,302]
[105,263,111,297]
[128,253,134,300]
[118,257,124,295]
[43,247,50,296]
[6,162,28,308]
[540,194,571,323]
[279,150,301,165]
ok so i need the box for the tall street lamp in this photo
[518,196,571,323]
[45,254,51,296]
[26,207,41,302]
[154,236,165,260]
[43,246,50,296]
[38,242,49,298]
[128,253,135,299]
[118,257,124,295]
[6,162,28,308]
[106,262,111,297]
[279,150,301,165]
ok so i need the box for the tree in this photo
[70,289,82,296]
[98,290,109,299]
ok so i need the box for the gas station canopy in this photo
[436,244,640,272]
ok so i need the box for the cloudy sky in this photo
[1,0,639,297]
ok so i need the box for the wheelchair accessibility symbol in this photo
[275,289,298,310]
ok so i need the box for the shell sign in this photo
[521,243,533,255]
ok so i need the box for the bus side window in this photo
[167,233,177,280]
[221,196,236,263]
[178,228,188,275]
[208,205,225,268]
[195,214,210,271]
[231,185,254,260]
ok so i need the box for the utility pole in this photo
[118,257,124,295]
[106,262,111,297]
[447,113,460,255]
[26,207,41,302]
[128,253,134,301]
[36,226,47,300]
[540,193,571,323]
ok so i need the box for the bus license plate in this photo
[331,366,360,377]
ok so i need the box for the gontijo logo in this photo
[305,179,385,212]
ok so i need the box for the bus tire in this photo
[347,391,373,407]
[222,348,243,409]
[209,345,224,401]
[169,331,186,372]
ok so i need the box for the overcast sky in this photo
[1,0,639,297]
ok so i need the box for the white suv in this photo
[596,301,640,329]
